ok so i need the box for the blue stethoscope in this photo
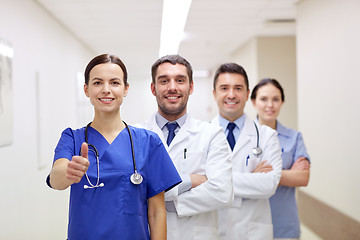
[82,121,143,189]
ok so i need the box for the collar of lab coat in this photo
[148,112,199,149]
[232,116,258,153]
[212,115,257,153]
[254,117,291,139]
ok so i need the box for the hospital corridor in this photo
[0,0,359,239]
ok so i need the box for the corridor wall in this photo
[0,0,93,239]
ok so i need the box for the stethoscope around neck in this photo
[82,121,143,189]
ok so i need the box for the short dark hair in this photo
[213,63,249,90]
[151,55,193,84]
[84,54,128,86]
[251,78,285,102]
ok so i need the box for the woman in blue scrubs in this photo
[251,78,310,240]
[47,54,181,240]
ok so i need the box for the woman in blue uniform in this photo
[47,54,181,240]
[251,78,310,240]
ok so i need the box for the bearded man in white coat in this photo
[138,55,233,240]
[211,63,282,240]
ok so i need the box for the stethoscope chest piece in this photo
[130,172,143,185]
[252,147,262,156]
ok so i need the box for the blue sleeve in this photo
[146,133,182,199]
[53,128,76,163]
[47,128,77,188]
[294,132,310,163]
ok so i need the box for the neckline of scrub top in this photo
[87,124,128,145]
[86,125,130,159]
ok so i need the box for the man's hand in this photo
[190,174,207,188]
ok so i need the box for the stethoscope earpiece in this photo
[83,183,104,189]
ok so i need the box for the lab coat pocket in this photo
[123,176,147,216]
[193,226,218,240]
[181,151,206,174]
[248,222,273,240]
[246,156,261,172]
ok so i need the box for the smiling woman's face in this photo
[252,83,283,124]
[84,63,128,113]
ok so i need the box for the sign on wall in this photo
[0,37,13,147]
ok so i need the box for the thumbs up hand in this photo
[66,142,90,183]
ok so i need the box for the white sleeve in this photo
[178,174,192,194]
[164,174,191,202]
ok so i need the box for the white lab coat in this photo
[139,113,233,240]
[211,115,282,240]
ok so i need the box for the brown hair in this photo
[151,55,193,84]
[213,63,249,90]
[251,78,285,102]
[84,54,128,86]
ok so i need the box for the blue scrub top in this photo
[269,121,310,238]
[54,125,181,240]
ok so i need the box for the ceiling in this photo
[35,0,298,80]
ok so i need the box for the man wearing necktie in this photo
[138,55,233,240]
[211,63,282,240]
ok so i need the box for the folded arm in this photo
[279,157,310,187]
[233,131,282,199]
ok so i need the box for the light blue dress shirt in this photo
[218,114,246,143]
[155,112,187,139]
